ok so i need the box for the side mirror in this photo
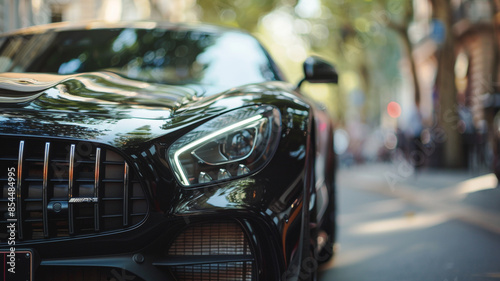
[298,56,338,88]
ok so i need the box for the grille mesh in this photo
[171,262,253,281]
[0,137,147,241]
[168,222,255,281]
[168,222,252,256]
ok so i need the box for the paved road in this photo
[319,164,500,281]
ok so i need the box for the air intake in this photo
[166,222,255,281]
[0,137,147,241]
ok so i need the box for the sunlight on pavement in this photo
[454,173,497,195]
[339,199,406,223]
[325,167,500,280]
[349,212,449,235]
[357,198,407,215]
[339,165,500,234]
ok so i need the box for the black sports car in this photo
[0,22,338,281]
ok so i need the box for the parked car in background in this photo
[0,21,338,281]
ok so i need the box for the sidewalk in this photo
[337,162,500,234]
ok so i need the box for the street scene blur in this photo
[2,0,500,280]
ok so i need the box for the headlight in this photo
[168,105,281,186]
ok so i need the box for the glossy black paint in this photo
[299,56,339,87]
[0,22,336,281]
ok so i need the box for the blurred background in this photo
[1,0,500,174]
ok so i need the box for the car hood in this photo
[0,71,213,147]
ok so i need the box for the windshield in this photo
[0,27,281,87]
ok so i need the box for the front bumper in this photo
[29,214,284,281]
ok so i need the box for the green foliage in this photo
[196,0,412,124]
[315,0,409,122]
[197,0,280,31]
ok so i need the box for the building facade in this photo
[0,0,198,33]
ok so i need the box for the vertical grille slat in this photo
[16,141,24,240]
[123,162,129,227]
[42,142,50,238]
[94,148,101,231]
[68,144,75,235]
[0,137,148,243]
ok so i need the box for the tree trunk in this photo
[432,0,464,168]
[401,31,421,108]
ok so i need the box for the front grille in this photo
[0,137,148,241]
[167,222,255,281]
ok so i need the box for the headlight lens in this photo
[168,105,281,186]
